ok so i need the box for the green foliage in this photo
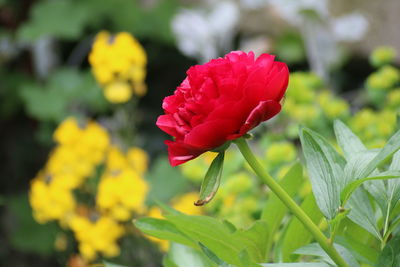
[136,208,270,266]
[281,194,323,261]
[6,194,58,255]
[375,236,400,267]
[18,0,178,43]
[146,156,189,205]
[19,68,108,122]
[299,127,344,219]
[295,243,359,267]
[164,243,218,267]
[18,0,91,41]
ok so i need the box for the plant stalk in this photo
[234,138,349,267]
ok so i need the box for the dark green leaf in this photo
[375,236,400,267]
[7,194,58,255]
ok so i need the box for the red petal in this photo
[156,114,181,138]
[184,119,240,149]
[165,140,204,166]
[228,100,281,140]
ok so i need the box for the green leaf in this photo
[375,236,400,267]
[164,213,243,265]
[333,119,367,160]
[103,261,128,267]
[299,127,344,219]
[233,220,269,263]
[134,217,196,248]
[18,0,91,41]
[195,152,225,206]
[146,156,189,205]
[294,243,359,267]
[199,242,231,267]
[335,235,378,265]
[359,128,400,179]
[346,188,381,240]
[7,194,58,255]
[386,151,400,220]
[164,213,268,266]
[165,243,218,267]
[281,194,323,261]
[261,264,329,267]
[342,150,378,188]
[340,171,400,204]
[19,68,108,123]
[261,163,304,257]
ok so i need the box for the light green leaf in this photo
[196,152,224,206]
[346,188,381,240]
[281,194,323,261]
[300,127,344,219]
[164,213,243,265]
[164,213,268,266]
[294,243,359,267]
[333,119,367,160]
[342,150,378,189]
[103,261,128,267]
[18,0,91,41]
[261,162,304,231]
[134,217,196,248]
[386,150,400,218]
[233,220,269,263]
[261,264,329,267]
[165,243,217,267]
[359,128,400,179]
[340,171,400,204]
[199,242,231,267]
[375,235,400,267]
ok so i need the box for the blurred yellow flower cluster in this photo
[349,109,397,148]
[29,117,149,261]
[89,31,147,103]
[284,72,349,126]
[97,146,149,221]
[70,215,124,260]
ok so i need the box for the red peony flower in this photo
[157,51,289,166]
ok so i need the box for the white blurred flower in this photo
[171,1,239,63]
[240,0,268,9]
[331,13,369,42]
[268,0,328,24]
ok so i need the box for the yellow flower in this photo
[70,215,124,261]
[265,141,297,165]
[170,192,204,216]
[97,146,149,221]
[104,81,133,103]
[29,176,76,223]
[89,31,147,103]
[53,117,83,145]
[127,147,149,175]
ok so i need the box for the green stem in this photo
[234,138,349,267]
